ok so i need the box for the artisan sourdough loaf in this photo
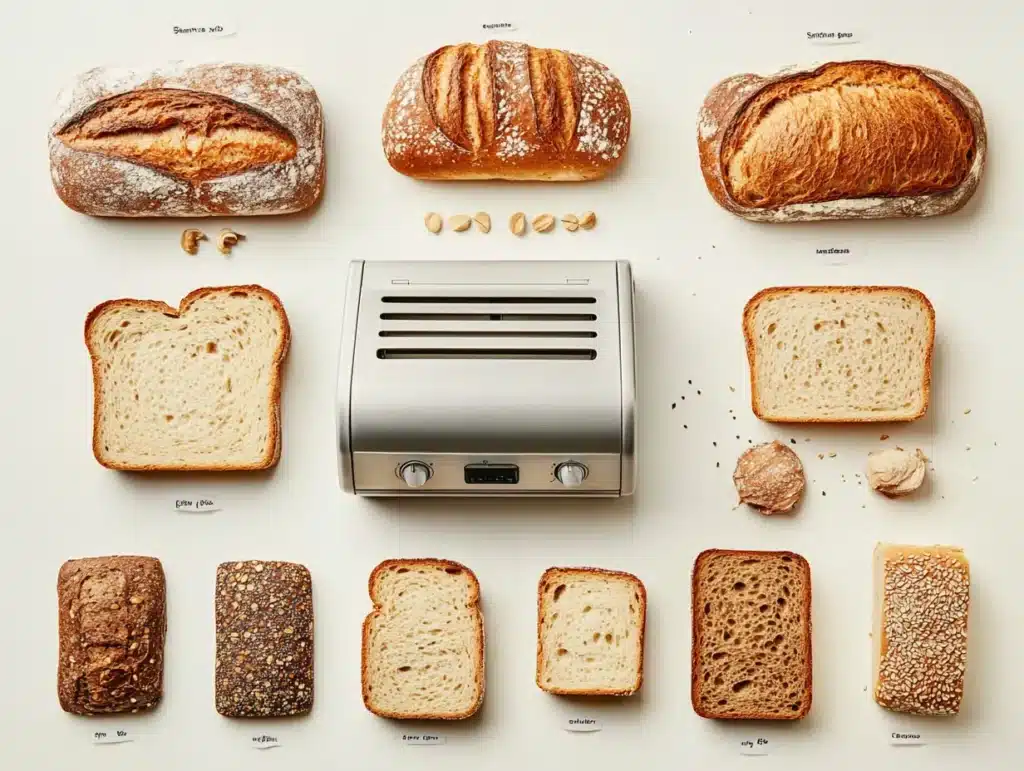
[691,550,812,719]
[362,559,484,719]
[50,63,324,216]
[536,567,646,696]
[383,41,630,180]
[743,286,934,423]
[85,285,289,471]
[698,61,985,221]
[873,544,969,715]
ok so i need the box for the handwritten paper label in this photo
[564,717,602,733]
[739,737,771,756]
[251,734,280,750]
[402,734,445,746]
[479,22,517,34]
[890,732,925,746]
[93,730,132,745]
[806,31,864,45]
[174,498,220,513]
[172,23,238,38]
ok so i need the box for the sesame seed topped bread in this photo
[743,287,935,423]
[536,567,646,696]
[692,550,812,720]
[85,285,289,471]
[362,559,484,720]
[698,61,985,221]
[383,41,630,181]
[873,544,970,716]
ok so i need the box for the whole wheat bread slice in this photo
[536,567,646,696]
[361,559,484,720]
[743,286,934,422]
[691,549,812,719]
[85,285,289,471]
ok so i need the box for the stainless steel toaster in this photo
[336,260,636,496]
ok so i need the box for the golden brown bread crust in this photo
[742,286,935,423]
[84,285,290,471]
[698,61,985,221]
[50,63,324,216]
[361,559,484,720]
[58,556,165,715]
[383,41,629,181]
[691,549,812,720]
[535,566,646,696]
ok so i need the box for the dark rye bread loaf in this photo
[383,41,630,180]
[49,63,324,216]
[698,61,985,221]
[215,561,314,718]
[57,556,166,715]
[691,550,812,719]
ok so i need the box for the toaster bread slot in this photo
[376,348,597,360]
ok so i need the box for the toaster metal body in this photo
[336,260,636,496]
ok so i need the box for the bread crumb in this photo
[880,434,890,441]
[964,408,971,414]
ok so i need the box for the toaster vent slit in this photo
[379,330,597,339]
[376,348,597,360]
[380,313,597,322]
[382,296,597,304]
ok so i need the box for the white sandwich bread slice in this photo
[362,559,484,720]
[85,285,289,471]
[536,567,646,696]
[743,286,934,422]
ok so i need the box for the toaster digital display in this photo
[464,463,520,485]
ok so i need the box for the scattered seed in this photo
[579,211,597,229]
[828,452,837,458]
[671,403,676,409]
[789,438,796,444]
[532,213,556,233]
[473,212,491,233]
[424,212,442,234]
[449,214,472,232]
[963,408,971,415]
[880,434,890,441]
[509,212,527,236]
[562,213,580,232]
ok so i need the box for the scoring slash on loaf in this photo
[49,63,325,217]
[873,544,969,716]
[382,41,630,181]
[58,556,166,715]
[743,286,935,423]
[362,559,484,720]
[692,549,812,719]
[536,567,646,696]
[697,60,985,221]
[85,285,290,471]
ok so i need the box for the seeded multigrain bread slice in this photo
[362,559,484,719]
[691,549,812,719]
[85,285,289,470]
[536,567,646,695]
[743,286,934,423]
[873,544,969,715]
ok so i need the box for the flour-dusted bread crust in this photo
[383,41,630,181]
[50,63,324,216]
[85,285,290,471]
[58,556,166,715]
[697,61,985,221]
[691,549,812,720]
[536,567,646,696]
[361,559,484,720]
[743,286,935,423]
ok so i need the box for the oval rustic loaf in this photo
[697,61,986,221]
[49,63,324,217]
[383,40,630,181]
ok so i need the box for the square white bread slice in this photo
[873,544,969,716]
[743,286,934,422]
[536,567,646,695]
[85,285,289,471]
[362,559,484,719]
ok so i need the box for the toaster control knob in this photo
[555,462,588,488]
[399,461,431,488]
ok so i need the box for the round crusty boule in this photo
[733,440,806,515]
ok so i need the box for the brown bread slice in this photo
[691,549,812,719]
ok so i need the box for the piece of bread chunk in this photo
[362,559,484,719]
[536,567,646,696]
[85,285,289,470]
[743,286,934,422]
[873,544,969,715]
[691,549,812,719]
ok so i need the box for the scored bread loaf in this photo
[50,63,324,216]
[743,286,935,423]
[362,559,484,719]
[698,60,985,221]
[691,549,812,720]
[873,544,969,716]
[536,567,646,696]
[383,40,630,180]
[85,285,289,471]
[57,556,166,715]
